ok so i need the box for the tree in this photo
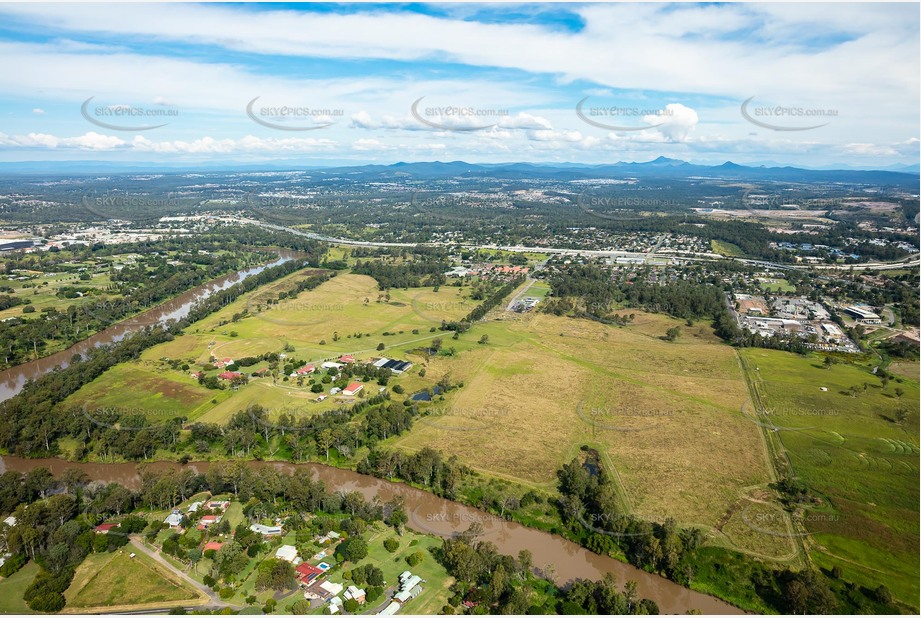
[384,537,399,553]
[664,326,681,342]
[478,334,489,345]
[317,429,334,462]
[377,342,385,351]
[336,537,368,563]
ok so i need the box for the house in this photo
[344,585,367,604]
[249,523,283,536]
[321,361,344,369]
[394,572,423,603]
[94,523,120,534]
[296,562,324,586]
[197,514,223,530]
[205,500,230,511]
[328,597,344,614]
[295,364,315,376]
[215,357,234,368]
[2,516,16,527]
[329,387,341,395]
[164,510,183,529]
[378,602,401,615]
[343,382,363,396]
[338,355,355,364]
[203,541,224,552]
[275,545,299,563]
[304,579,343,601]
[187,501,202,514]
[315,531,341,544]
[219,371,242,380]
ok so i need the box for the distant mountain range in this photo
[0,157,917,186]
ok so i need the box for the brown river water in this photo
[0,251,300,403]
[0,456,742,614]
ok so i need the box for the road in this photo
[128,536,237,610]
[230,216,920,273]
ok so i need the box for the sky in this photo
[0,2,918,169]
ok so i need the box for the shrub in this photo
[383,537,399,553]
[0,554,26,577]
[406,550,425,567]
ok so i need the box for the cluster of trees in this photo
[0,256,318,457]
[440,275,525,332]
[358,446,466,500]
[352,249,450,289]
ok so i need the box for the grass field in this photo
[388,310,777,556]
[711,239,745,257]
[740,347,920,605]
[62,271,477,426]
[0,560,39,614]
[65,550,201,610]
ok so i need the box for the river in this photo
[0,251,300,403]
[0,456,742,614]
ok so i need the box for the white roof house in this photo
[322,361,344,369]
[2,516,16,527]
[187,501,202,513]
[250,523,283,536]
[320,581,344,597]
[378,602,401,616]
[344,586,366,603]
[164,510,183,528]
[275,545,299,563]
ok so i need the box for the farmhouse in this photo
[249,523,283,536]
[94,523,120,534]
[372,357,414,374]
[343,382,364,396]
[296,562,324,586]
[215,357,234,368]
[275,544,299,563]
[219,371,242,380]
[294,364,315,376]
[197,514,222,530]
[344,585,367,604]
[164,510,183,529]
[338,355,356,364]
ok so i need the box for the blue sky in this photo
[0,2,917,168]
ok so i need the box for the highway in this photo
[229,216,920,273]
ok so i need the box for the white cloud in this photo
[32,108,44,115]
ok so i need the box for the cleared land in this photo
[0,560,39,614]
[64,549,203,611]
[389,310,775,554]
[63,271,475,425]
[740,347,920,605]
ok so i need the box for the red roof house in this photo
[296,364,315,375]
[203,541,224,552]
[219,371,242,380]
[343,382,363,396]
[296,563,324,585]
[338,355,355,364]
[94,523,119,534]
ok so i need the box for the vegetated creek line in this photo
[0,456,741,615]
[0,250,302,403]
